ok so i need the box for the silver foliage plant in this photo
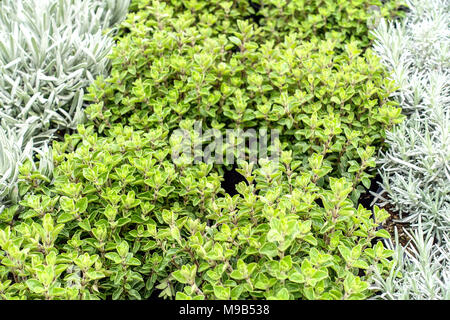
[369,0,450,299]
[0,122,54,213]
[372,223,450,299]
[0,0,130,208]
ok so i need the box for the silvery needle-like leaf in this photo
[370,0,449,299]
[0,0,130,207]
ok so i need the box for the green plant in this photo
[86,0,404,202]
[0,124,394,300]
[0,0,405,300]
[369,0,449,299]
[0,120,53,210]
[127,0,405,49]
[0,0,130,208]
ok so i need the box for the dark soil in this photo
[220,169,411,249]
[55,128,75,141]
[221,166,248,196]
[378,203,411,247]
[357,174,384,212]
[148,289,163,300]
[357,175,410,247]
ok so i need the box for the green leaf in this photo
[338,245,351,262]
[268,288,289,300]
[229,36,242,47]
[117,241,129,258]
[76,197,88,213]
[176,292,191,300]
[49,287,65,297]
[303,235,317,246]
[60,196,75,212]
[231,285,244,300]
[57,212,75,224]
[126,257,141,266]
[172,270,188,284]
[230,270,245,280]
[26,279,45,294]
[259,242,278,258]
[117,217,131,227]
[375,229,391,239]
[289,272,305,283]
[112,288,123,300]
[87,271,106,280]
[330,96,341,104]
[78,219,91,231]
[105,252,122,264]
[353,260,369,269]
[213,285,230,300]
[361,176,371,189]
[313,269,328,282]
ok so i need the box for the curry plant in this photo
[0,0,130,208]
[0,121,53,211]
[371,0,449,240]
[371,225,450,300]
[369,0,449,299]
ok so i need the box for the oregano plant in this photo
[0,124,394,299]
[0,0,406,300]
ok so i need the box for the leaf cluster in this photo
[127,0,406,49]
[0,0,405,300]
[370,0,449,299]
[0,125,394,300]
[86,0,404,201]
[0,0,130,208]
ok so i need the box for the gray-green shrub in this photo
[370,0,449,299]
[0,0,130,208]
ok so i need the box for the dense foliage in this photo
[127,0,404,49]
[0,0,407,300]
[0,126,394,300]
[370,0,449,299]
[0,0,130,209]
[86,0,404,201]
